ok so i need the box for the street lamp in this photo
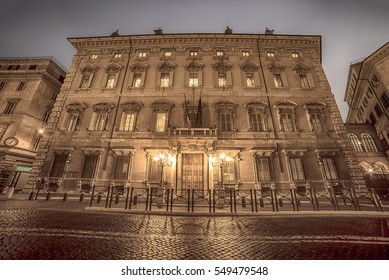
[153,152,174,188]
[209,152,233,190]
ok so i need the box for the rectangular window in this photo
[267,52,275,57]
[163,51,172,57]
[280,112,294,132]
[289,157,305,181]
[246,73,255,87]
[89,54,98,60]
[218,72,227,87]
[29,65,37,70]
[7,65,20,70]
[219,112,233,132]
[189,72,198,87]
[43,111,51,123]
[310,113,323,132]
[182,154,203,190]
[222,162,238,184]
[369,112,376,124]
[137,52,147,58]
[291,52,299,58]
[299,74,310,88]
[113,155,131,180]
[132,73,142,87]
[80,74,91,88]
[17,82,26,91]
[49,154,67,177]
[250,112,264,131]
[32,137,41,152]
[216,51,224,57]
[155,112,167,132]
[256,157,272,182]
[105,74,116,88]
[321,157,338,180]
[160,73,170,88]
[114,53,122,58]
[3,102,16,114]
[52,92,58,101]
[242,51,250,57]
[123,113,135,131]
[95,113,107,131]
[190,51,198,57]
[0,82,6,91]
[374,105,383,117]
[273,74,283,88]
[380,94,389,109]
[81,154,98,179]
[147,158,162,182]
[66,114,79,131]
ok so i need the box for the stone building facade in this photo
[344,41,389,189]
[25,31,365,194]
[0,57,66,193]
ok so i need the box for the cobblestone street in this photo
[0,200,389,260]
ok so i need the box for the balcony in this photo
[168,128,217,137]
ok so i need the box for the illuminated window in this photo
[155,112,167,132]
[273,74,283,88]
[348,133,363,152]
[80,74,92,88]
[299,74,311,88]
[65,114,79,131]
[105,74,116,88]
[267,52,275,57]
[160,73,170,88]
[132,73,142,88]
[361,133,378,152]
[95,113,107,131]
[163,51,172,57]
[137,52,147,58]
[218,72,227,87]
[222,161,238,183]
[123,113,135,131]
[190,51,198,57]
[89,54,98,60]
[114,53,122,58]
[216,51,224,57]
[189,72,198,87]
[242,51,250,57]
[291,52,299,58]
[246,73,255,87]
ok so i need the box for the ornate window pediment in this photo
[213,61,232,72]
[80,64,98,74]
[268,62,285,72]
[292,63,311,73]
[158,61,176,72]
[65,102,86,113]
[105,63,122,73]
[130,62,149,72]
[240,61,259,72]
[274,100,297,110]
[245,101,268,113]
[120,101,143,113]
[304,102,326,113]
[151,100,175,112]
[213,100,237,113]
[92,102,114,113]
[185,61,204,71]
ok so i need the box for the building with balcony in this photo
[0,57,66,193]
[25,30,365,196]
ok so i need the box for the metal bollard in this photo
[63,193,68,201]
[79,193,84,202]
[241,197,246,208]
[115,195,120,204]
[278,198,283,207]
[97,194,102,204]
[28,191,36,200]
[133,195,138,205]
[46,192,51,201]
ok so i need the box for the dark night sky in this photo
[1,0,388,120]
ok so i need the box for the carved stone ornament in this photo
[130,62,149,72]
[80,64,98,74]
[92,102,114,113]
[120,101,143,113]
[151,100,175,112]
[213,100,238,112]
[158,61,176,72]
[185,61,205,71]
[213,61,232,71]
[250,149,275,157]
[285,150,306,157]
[267,62,286,72]
[65,102,87,113]
[105,63,122,73]
[304,102,326,113]
[245,101,268,112]
[241,61,259,72]
[292,63,311,73]
[317,149,338,158]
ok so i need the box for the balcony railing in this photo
[168,128,217,137]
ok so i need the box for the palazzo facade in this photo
[25,31,365,193]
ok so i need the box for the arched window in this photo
[361,133,378,152]
[347,133,363,152]
[373,162,389,174]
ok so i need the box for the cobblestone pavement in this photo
[0,200,389,260]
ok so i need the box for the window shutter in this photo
[226,70,233,86]
[213,71,218,86]
[140,71,146,87]
[307,73,315,88]
[198,70,203,86]
[281,73,288,87]
[89,113,97,131]
[156,71,162,86]
[254,72,261,87]
[169,71,174,86]
[185,71,189,87]
[49,154,67,177]
[128,72,134,87]
[87,73,94,88]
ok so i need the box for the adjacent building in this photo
[25,30,365,194]
[344,42,389,189]
[0,57,66,193]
